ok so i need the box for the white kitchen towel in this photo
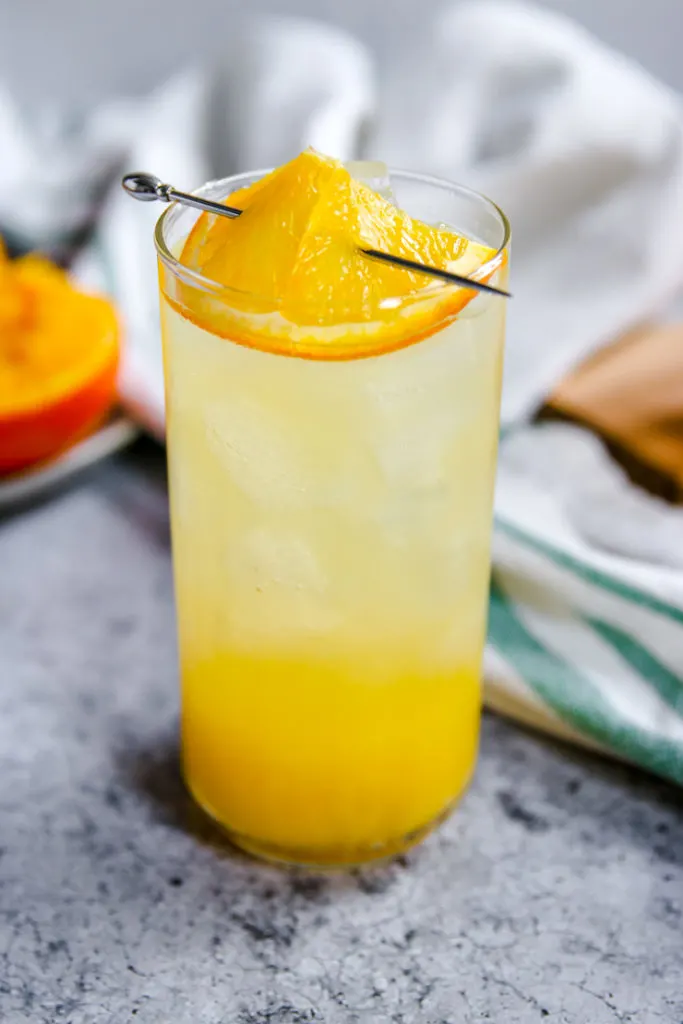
[2,1,683,783]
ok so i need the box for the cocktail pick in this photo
[122,172,511,299]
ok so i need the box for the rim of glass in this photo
[154,166,511,307]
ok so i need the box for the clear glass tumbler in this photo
[156,169,509,866]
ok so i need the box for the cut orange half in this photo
[0,250,120,474]
[177,149,504,359]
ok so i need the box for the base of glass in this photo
[188,785,459,869]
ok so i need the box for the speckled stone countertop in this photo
[1,442,682,1024]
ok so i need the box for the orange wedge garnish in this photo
[177,149,502,359]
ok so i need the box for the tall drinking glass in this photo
[156,169,509,867]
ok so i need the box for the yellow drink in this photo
[156,159,508,865]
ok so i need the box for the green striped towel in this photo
[486,426,683,786]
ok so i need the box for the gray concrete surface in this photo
[1,441,682,1023]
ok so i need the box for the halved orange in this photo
[0,247,120,474]
[176,149,503,359]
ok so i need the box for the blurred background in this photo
[3,0,683,496]
[2,0,682,106]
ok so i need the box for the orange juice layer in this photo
[182,651,480,860]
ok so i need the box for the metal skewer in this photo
[122,172,511,299]
[122,172,243,219]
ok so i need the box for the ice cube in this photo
[204,396,310,507]
[235,529,328,594]
[373,413,453,491]
[225,528,341,641]
[346,160,397,205]
[364,351,462,493]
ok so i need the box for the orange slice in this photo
[0,247,120,474]
[178,149,502,358]
[182,151,340,308]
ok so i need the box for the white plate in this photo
[0,415,139,512]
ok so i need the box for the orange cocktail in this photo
[156,152,508,865]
